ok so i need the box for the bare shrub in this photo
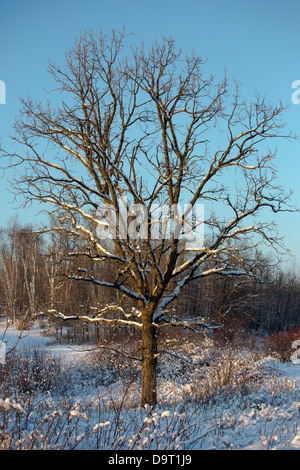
[15,316,31,331]
[264,326,300,362]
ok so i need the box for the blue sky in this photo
[1,0,300,267]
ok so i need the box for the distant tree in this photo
[1,30,295,406]
[0,219,21,322]
[0,218,44,321]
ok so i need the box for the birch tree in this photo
[1,30,295,406]
[0,222,20,322]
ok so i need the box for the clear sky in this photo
[1,0,300,268]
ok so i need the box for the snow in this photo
[0,320,299,450]
[291,432,300,449]
[277,362,300,388]
[0,322,90,363]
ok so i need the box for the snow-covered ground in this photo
[0,322,89,362]
[0,321,299,450]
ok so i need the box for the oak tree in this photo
[1,30,294,406]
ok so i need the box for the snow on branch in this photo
[43,308,143,330]
[153,316,220,330]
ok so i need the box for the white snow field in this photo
[0,320,299,450]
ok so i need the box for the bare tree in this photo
[0,219,21,322]
[1,29,295,406]
[0,219,46,322]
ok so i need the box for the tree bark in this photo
[141,307,157,407]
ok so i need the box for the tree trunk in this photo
[141,308,157,407]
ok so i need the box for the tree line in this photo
[1,217,299,335]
